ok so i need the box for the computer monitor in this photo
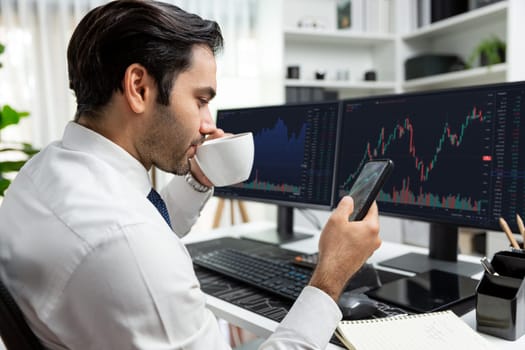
[335,81,525,276]
[214,101,340,244]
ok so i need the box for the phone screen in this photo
[348,159,393,221]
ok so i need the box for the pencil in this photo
[516,214,525,244]
[499,217,520,249]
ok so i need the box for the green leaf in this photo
[22,143,39,156]
[0,144,40,156]
[0,105,30,129]
[0,147,26,153]
[1,148,37,156]
[0,178,10,196]
[0,43,4,69]
[0,146,37,156]
[0,160,27,172]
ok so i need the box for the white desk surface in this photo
[182,221,524,349]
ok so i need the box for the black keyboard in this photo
[193,248,313,300]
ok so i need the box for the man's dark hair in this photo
[67,0,223,118]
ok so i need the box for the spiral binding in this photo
[340,310,450,324]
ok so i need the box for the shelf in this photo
[285,79,396,92]
[402,63,507,91]
[402,1,508,43]
[284,28,395,46]
[281,0,520,98]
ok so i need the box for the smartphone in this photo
[347,159,394,221]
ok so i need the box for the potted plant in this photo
[0,43,39,196]
[467,36,506,68]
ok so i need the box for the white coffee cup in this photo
[194,132,254,187]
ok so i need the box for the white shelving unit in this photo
[401,1,508,42]
[396,0,514,92]
[278,0,525,101]
[284,27,396,46]
[282,0,397,99]
[402,63,507,91]
[285,79,396,91]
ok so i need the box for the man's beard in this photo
[171,158,191,176]
[145,103,193,176]
[170,134,205,175]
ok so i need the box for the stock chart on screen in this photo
[215,102,339,207]
[335,82,525,231]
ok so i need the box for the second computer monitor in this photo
[214,101,340,209]
[335,81,525,275]
[214,102,340,244]
[336,81,525,232]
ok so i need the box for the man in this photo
[0,1,381,349]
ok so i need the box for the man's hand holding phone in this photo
[309,159,393,302]
[347,159,394,221]
[310,196,381,301]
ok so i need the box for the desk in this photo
[183,221,524,349]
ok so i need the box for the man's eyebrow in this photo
[196,87,216,100]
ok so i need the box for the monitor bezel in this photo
[213,100,343,211]
[335,80,525,232]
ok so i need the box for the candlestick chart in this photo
[336,85,525,230]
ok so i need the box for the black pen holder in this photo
[476,250,525,340]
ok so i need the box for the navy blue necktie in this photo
[147,188,172,228]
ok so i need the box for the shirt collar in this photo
[61,121,152,195]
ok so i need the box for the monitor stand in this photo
[379,223,483,277]
[242,206,313,245]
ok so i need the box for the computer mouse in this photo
[338,292,379,320]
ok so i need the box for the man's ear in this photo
[122,63,154,114]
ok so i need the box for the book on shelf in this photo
[417,0,431,28]
[335,310,492,350]
[337,0,352,29]
[351,0,364,32]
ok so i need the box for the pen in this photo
[516,214,525,244]
[499,217,520,249]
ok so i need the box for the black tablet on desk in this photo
[366,269,479,315]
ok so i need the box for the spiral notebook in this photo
[335,310,491,350]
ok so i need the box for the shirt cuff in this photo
[277,285,342,347]
[161,175,213,237]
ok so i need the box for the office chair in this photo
[0,278,44,349]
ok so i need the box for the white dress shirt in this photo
[0,122,342,349]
